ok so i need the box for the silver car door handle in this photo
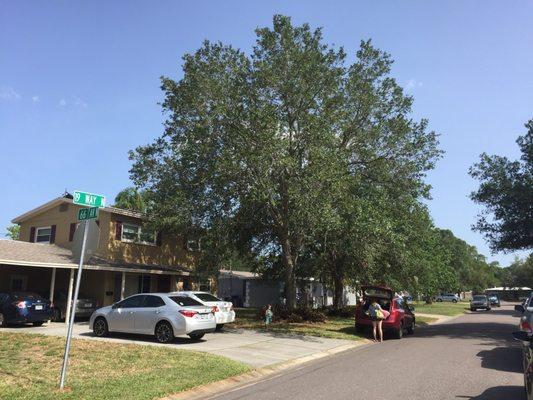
[129,311,134,314]
[155,310,161,314]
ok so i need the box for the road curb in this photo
[160,341,367,400]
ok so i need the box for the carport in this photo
[0,240,191,322]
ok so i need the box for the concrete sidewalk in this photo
[2,322,359,368]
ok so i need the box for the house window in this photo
[121,223,156,245]
[35,227,52,243]
[10,275,28,291]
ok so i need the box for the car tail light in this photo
[212,306,219,313]
[179,310,197,318]
[13,301,26,309]
[521,319,532,334]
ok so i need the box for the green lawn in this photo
[229,308,438,340]
[0,332,249,400]
[412,301,470,316]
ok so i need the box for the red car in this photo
[355,285,415,339]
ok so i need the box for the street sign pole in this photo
[59,219,88,390]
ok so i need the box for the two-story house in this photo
[0,193,201,321]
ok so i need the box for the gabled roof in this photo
[11,196,144,224]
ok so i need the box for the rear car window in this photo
[170,296,202,307]
[194,293,221,302]
[12,292,42,300]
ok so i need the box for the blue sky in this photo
[1,1,532,265]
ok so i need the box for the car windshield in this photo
[473,296,486,301]
[170,296,203,307]
[194,293,221,302]
[488,296,497,300]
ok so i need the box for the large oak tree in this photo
[129,16,440,309]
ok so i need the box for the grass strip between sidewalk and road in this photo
[412,301,470,316]
[0,332,249,400]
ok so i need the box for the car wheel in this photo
[355,324,365,334]
[155,321,174,343]
[32,321,44,327]
[487,307,491,311]
[436,299,442,302]
[394,323,404,339]
[407,320,415,335]
[51,309,62,322]
[0,313,7,328]
[452,299,457,303]
[188,333,205,340]
[215,324,224,331]
[93,317,109,337]
[470,308,475,312]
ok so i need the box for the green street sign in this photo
[73,190,106,208]
[78,207,98,221]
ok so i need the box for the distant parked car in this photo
[89,293,216,343]
[51,292,97,321]
[355,285,415,339]
[512,330,533,400]
[470,295,491,311]
[0,292,52,327]
[435,293,460,303]
[178,291,235,330]
[487,295,501,307]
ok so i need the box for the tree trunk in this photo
[332,274,344,310]
[281,236,296,311]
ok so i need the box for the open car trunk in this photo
[360,286,393,317]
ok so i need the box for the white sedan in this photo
[89,293,216,343]
[177,291,235,330]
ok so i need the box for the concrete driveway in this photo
[2,322,358,368]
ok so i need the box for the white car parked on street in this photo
[89,293,216,343]
[435,293,460,303]
[177,291,235,330]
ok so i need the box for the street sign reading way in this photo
[77,207,98,221]
[73,190,106,208]
[61,189,105,390]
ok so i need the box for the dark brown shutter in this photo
[50,225,56,244]
[156,231,162,246]
[115,221,122,240]
[69,223,76,242]
[29,227,36,242]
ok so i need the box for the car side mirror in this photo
[512,331,532,342]
[515,305,525,313]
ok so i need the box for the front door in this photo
[107,295,144,332]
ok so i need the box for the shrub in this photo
[323,306,356,319]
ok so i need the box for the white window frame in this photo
[35,226,52,244]
[121,223,157,246]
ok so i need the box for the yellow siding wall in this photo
[18,201,196,271]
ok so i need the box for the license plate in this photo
[84,303,92,308]
[35,305,43,310]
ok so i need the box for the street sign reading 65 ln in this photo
[73,190,106,208]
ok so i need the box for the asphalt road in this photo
[209,304,525,400]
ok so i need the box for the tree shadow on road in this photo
[456,385,525,400]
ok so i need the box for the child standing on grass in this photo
[265,304,273,326]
